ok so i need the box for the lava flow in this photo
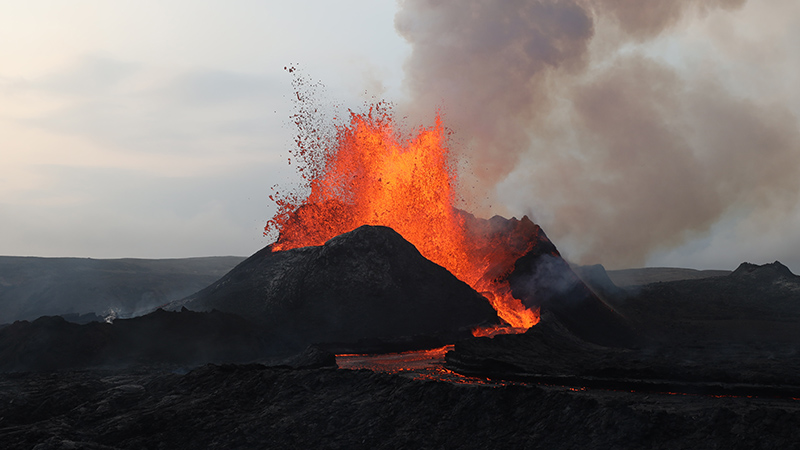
[336,346,521,385]
[265,99,539,333]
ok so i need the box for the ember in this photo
[266,79,539,332]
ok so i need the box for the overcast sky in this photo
[2,1,799,273]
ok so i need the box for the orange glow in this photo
[266,101,539,331]
[336,345,452,373]
[336,346,522,385]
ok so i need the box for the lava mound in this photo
[172,225,500,350]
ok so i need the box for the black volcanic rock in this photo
[456,212,636,347]
[446,259,800,394]
[606,266,731,287]
[609,260,800,346]
[271,345,337,369]
[172,225,499,350]
[571,263,630,303]
[446,310,613,378]
[4,364,800,450]
[731,260,797,280]
[58,312,106,324]
[508,231,638,348]
[446,310,800,395]
[0,309,280,372]
[0,316,113,371]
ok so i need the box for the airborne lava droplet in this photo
[266,75,539,332]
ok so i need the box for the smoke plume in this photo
[395,0,800,267]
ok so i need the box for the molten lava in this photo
[336,346,522,385]
[266,100,539,332]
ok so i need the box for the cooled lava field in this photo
[2,225,799,449]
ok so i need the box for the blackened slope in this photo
[508,227,638,348]
[297,226,498,340]
[0,316,113,371]
[446,310,800,394]
[613,260,800,346]
[456,211,634,345]
[731,261,798,281]
[571,263,630,303]
[177,225,499,349]
[446,310,614,378]
[169,245,318,325]
[0,309,279,372]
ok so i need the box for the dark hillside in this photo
[172,225,499,351]
[0,256,245,323]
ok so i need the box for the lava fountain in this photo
[266,94,539,333]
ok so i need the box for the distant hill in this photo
[446,261,800,398]
[608,261,800,345]
[605,267,731,287]
[0,256,245,323]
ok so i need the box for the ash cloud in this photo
[396,0,594,181]
[594,0,746,39]
[395,0,800,268]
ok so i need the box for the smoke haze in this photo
[395,0,800,268]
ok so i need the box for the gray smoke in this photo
[593,0,745,39]
[395,0,800,267]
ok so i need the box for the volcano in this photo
[2,102,794,450]
[172,211,635,352]
[170,99,636,350]
[171,225,500,352]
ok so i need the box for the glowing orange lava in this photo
[266,101,539,331]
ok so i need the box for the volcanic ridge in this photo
[2,221,800,449]
[169,224,501,353]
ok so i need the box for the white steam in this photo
[395,0,800,268]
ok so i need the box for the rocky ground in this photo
[2,234,799,448]
[2,362,799,450]
[446,310,800,398]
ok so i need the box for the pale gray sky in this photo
[1,1,406,258]
[2,1,799,273]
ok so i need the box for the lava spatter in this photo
[266,72,539,331]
